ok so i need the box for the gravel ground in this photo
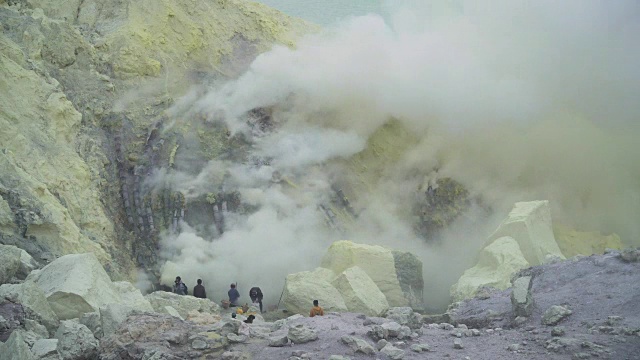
[226,250,640,360]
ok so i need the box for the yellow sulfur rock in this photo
[450,236,530,301]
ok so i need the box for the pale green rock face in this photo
[450,236,529,301]
[488,200,565,266]
[29,253,122,320]
[332,265,389,316]
[282,267,348,314]
[321,240,408,307]
[0,0,313,283]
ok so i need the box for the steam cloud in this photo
[156,0,640,310]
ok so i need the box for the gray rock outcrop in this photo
[32,339,61,360]
[54,320,99,360]
[0,244,39,284]
[268,333,289,347]
[99,303,137,337]
[542,305,573,326]
[0,282,59,332]
[287,324,318,344]
[0,329,35,360]
[510,276,534,317]
[340,335,375,354]
[380,343,405,359]
[145,291,220,319]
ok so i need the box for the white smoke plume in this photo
[157,0,640,310]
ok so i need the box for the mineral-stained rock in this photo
[0,301,25,342]
[451,236,530,301]
[287,324,318,344]
[29,253,121,320]
[377,339,389,350]
[542,305,572,326]
[380,343,405,359]
[0,282,59,332]
[227,333,248,343]
[386,307,421,329]
[367,324,388,340]
[268,333,289,347]
[0,244,39,284]
[99,313,227,358]
[79,312,102,339]
[186,310,220,324]
[54,320,98,360]
[381,321,402,338]
[510,276,534,317]
[410,343,430,352]
[144,291,219,319]
[111,281,153,312]
[31,339,61,360]
[282,268,348,315]
[0,329,35,360]
[488,201,565,266]
[341,335,375,354]
[25,319,49,338]
[331,266,389,316]
[100,303,140,337]
[163,306,184,320]
[321,241,409,307]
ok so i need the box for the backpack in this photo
[181,283,188,295]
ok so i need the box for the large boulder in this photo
[450,237,529,301]
[331,266,389,316]
[28,253,121,320]
[282,268,348,315]
[0,282,59,332]
[487,201,565,265]
[144,291,220,319]
[0,244,39,284]
[321,241,409,307]
[111,281,153,312]
[54,320,99,360]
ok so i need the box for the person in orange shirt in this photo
[310,299,324,317]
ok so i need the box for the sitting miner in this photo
[310,299,324,317]
[228,283,240,306]
[173,276,188,295]
[193,279,207,299]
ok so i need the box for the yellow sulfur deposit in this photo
[554,225,624,258]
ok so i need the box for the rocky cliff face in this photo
[0,0,310,280]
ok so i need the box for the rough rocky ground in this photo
[96,249,639,360]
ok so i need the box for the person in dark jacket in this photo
[228,283,240,306]
[249,286,264,313]
[193,279,206,299]
[173,276,188,295]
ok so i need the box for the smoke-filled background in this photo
[151,0,640,311]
